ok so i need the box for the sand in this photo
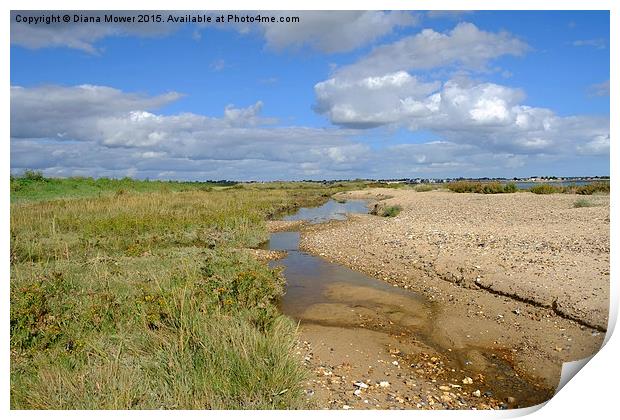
[295,188,608,407]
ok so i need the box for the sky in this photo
[10,10,610,181]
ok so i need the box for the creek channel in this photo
[260,199,553,409]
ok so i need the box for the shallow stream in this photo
[261,199,553,408]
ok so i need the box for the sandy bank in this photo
[304,188,609,330]
[299,188,608,390]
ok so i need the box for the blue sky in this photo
[10,10,610,180]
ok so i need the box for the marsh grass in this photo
[11,178,350,409]
[10,174,235,203]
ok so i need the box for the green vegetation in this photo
[10,171,236,203]
[573,198,596,208]
[529,184,563,194]
[529,181,610,195]
[414,184,439,192]
[10,175,358,409]
[447,181,518,194]
[371,204,402,217]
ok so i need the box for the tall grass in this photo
[11,178,351,409]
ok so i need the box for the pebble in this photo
[439,386,451,391]
[354,381,369,389]
[343,405,351,410]
[462,377,474,385]
[354,389,361,396]
[379,381,390,388]
[472,390,481,397]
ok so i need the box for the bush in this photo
[529,184,563,194]
[372,204,402,217]
[414,184,436,192]
[447,181,517,194]
[573,198,596,208]
[573,182,610,195]
[22,170,46,181]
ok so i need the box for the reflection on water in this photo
[283,199,369,224]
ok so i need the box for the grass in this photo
[10,175,358,409]
[10,171,236,203]
[447,181,518,194]
[573,198,597,208]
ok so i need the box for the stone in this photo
[472,390,481,397]
[379,381,390,388]
[354,381,369,389]
[462,377,474,385]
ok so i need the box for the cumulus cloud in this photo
[10,85,182,139]
[10,84,372,180]
[315,71,441,128]
[258,11,417,53]
[11,83,609,181]
[316,75,609,156]
[312,23,607,160]
[332,22,528,79]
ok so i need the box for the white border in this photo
[2,1,616,419]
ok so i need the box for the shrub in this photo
[447,181,518,194]
[503,182,518,193]
[529,184,562,194]
[574,182,610,195]
[22,170,46,182]
[573,198,596,208]
[414,184,435,192]
[372,204,402,217]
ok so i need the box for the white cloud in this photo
[11,83,609,181]
[10,84,371,180]
[315,71,440,128]
[315,75,608,156]
[258,11,417,53]
[572,39,607,49]
[332,22,528,79]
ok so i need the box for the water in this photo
[282,199,369,224]
[262,198,553,407]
